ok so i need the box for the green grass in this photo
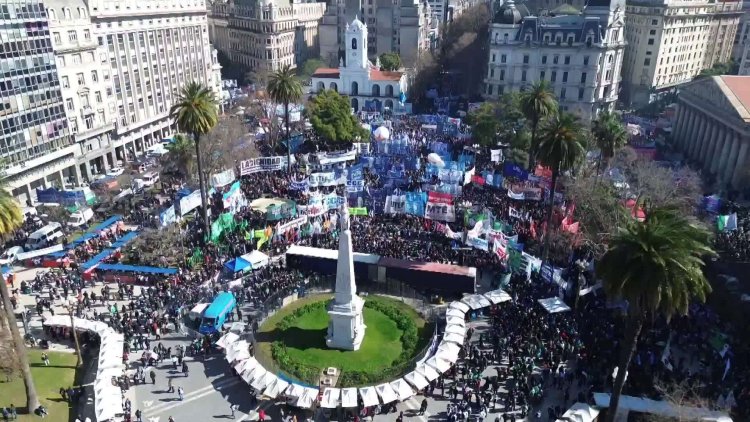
[256,294,430,386]
[0,350,78,422]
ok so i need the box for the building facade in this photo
[213,0,325,79]
[0,0,75,201]
[741,39,750,75]
[319,0,438,68]
[483,0,625,122]
[311,18,408,113]
[671,75,750,189]
[621,0,742,107]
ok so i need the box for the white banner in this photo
[309,172,346,187]
[211,169,235,187]
[239,156,292,175]
[384,194,406,214]
[278,216,308,235]
[298,194,344,217]
[491,149,503,163]
[177,190,202,217]
[466,235,489,251]
[316,149,357,165]
[424,192,456,222]
[346,180,365,193]
[463,167,475,186]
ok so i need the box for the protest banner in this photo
[239,156,290,175]
[425,191,456,222]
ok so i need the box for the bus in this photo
[200,292,236,334]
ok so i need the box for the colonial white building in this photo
[311,18,408,113]
[483,0,625,122]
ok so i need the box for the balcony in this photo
[56,39,99,54]
[73,121,116,143]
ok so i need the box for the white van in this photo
[67,207,94,228]
[25,222,64,250]
[140,172,159,188]
[0,246,24,265]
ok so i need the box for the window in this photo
[491,53,496,63]
[580,72,587,83]
[540,71,545,80]
[76,73,84,85]
[73,54,81,64]
[351,38,357,50]
[487,84,493,96]
[551,71,557,82]
[521,70,527,82]
[501,54,507,64]
[61,76,69,88]
[490,68,494,78]
[542,55,547,64]
[500,69,505,81]
[560,88,566,99]
[91,70,98,82]
[563,71,568,83]
[84,29,91,40]
[564,56,570,65]
[66,98,74,110]
[578,88,585,100]
[583,56,589,66]
[95,91,102,103]
[649,29,656,35]
[59,56,66,66]
[553,55,559,65]
[648,38,654,45]
[651,19,658,25]
[523,55,529,64]
[53,32,61,43]
[68,30,77,41]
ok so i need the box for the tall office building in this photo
[483,0,625,122]
[621,0,742,107]
[1,0,74,201]
[731,1,750,61]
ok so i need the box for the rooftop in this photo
[370,70,403,81]
[719,75,750,118]
[312,68,340,79]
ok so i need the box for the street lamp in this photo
[65,302,83,367]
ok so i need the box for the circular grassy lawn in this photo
[255,294,430,387]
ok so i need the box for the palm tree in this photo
[169,82,218,234]
[520,81,558,169]
[163,134,196,181]
[267,64,303,172]
[596,206,714,422]
[0,176,38,412]
[592,111,628,175]
[536,112,586,259]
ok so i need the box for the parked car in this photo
[67,207,94,228]
[106,167,125,177]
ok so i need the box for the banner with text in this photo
[240,156,291,175]
[425,191,456,222]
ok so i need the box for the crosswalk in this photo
[143,376,242,416]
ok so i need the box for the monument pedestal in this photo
[326,296,366,351]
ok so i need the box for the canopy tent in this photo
[483,289,512,304]
[448,301,471,313]
[461,294,492,310]
[593,393,731,421]
[241,250,270,269]
[236,357,258,375]
[425,355,452,373]
[436,343,460,363]
[320,388,341,409]
[224,256,252,273]
[404,371,429,390]
[341,388,359,408]
[216,332,239,349]
[390,379,415,401]
[555,403,600,422]
[416,363,440,381]
[285,383,305,399]
[443,332,466,345]
[375,383,399,404]
[445,324,467,336]
[250,367,271,390]
[359,386,380,407]
[538,297,572,313]
[446,308,466,319]
[263,378,289,399]
[241,364,261,383]
[296,387,319,409]
[446,316,465,326]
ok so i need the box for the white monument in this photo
[326,204,366,351]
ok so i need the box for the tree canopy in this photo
[379,53,401,71]
[298,58,326,80]
[307,89,370,143]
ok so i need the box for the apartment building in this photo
[0,0,75,201]
[483,0,626,122]
[621,0,742,107]
[319,0,438,68]
[731,1,750,61]
[208,0,325,80]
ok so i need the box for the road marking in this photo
[143,400,155,408]
[147,417,160,422]
[145,377,242,415]
[403,396,430,422]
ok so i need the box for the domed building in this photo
[483,0,625,122]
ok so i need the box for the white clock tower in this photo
[345,17,368,70]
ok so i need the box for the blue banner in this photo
[430,141,449,155]
[503,162,529,181]
[405,192,427,216]
[289,178,309,191]
[482,171,504,188]
[348,164,364,181]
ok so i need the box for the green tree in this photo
[169,82,218,233]
[465,103,500,147]
[697,60,739,79]
[163,134,195,181]
[267,64,303,172]
[307,89,370,144]
[592,111,627,175]
[379,53,401,71]
[520,80,558,169]
[536,112,586,259]
[0,175,37,413]
[596,207,715,422]
[298,58,325,80]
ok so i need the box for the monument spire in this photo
[334,202,357,304]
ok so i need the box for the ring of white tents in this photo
[43,315,125,422]
[216,288,538,410]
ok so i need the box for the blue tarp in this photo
[96,263,178,275]
[45,215,124,259]
[224,257,251,273]
[81,249,116,269]
[91,215,123,232]
[111,231,138,249]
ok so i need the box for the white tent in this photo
[461,294,492,310]
[404,371,429,390]
[425,355,452,373]
[483,289,512,304]
[538,297,572,313]
[216,332,239,349]
[448,301,471,313]
[240,250,270,270]
[263,378,289,399]
[296,387,319,408]
[446,316,465,326]
[237,357,258,375]
[416,363,440,381]
[254,371,278,392]
[241,364,261,384]
[285,383,305,399]
[390,379,415,401]
[359,386,380,407]
[249,367,269,390]
[320,388,341,409]
[446,308,466,319]
[341,388,359,408]
[375,383,399,404]
[443,332,466,345]
[445,324,467,336]
[555,403,600,422]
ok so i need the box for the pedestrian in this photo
[182,361,188,377]
[135,409,142,422]
[150,370,156,384]
[168,417,175,422]
[419,398,427,415]
[258,409,266,421]
[177,386,184,401]
[230,404,239,418]
[41,352,49,366]
[396,411,404,422]
[171,355,177,369]
[168,378,174,393]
